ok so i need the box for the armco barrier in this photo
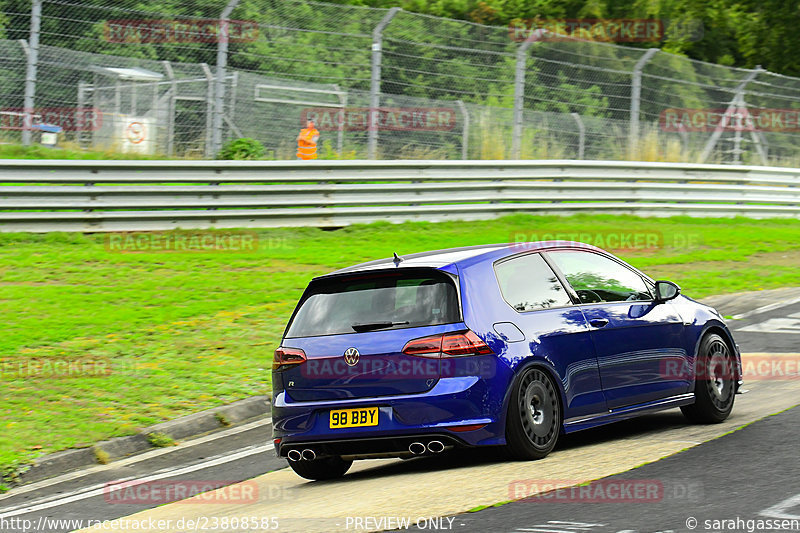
[0,159,799,232]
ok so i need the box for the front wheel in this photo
[288,456,353,481]
[681,333,736,423]
[505,367,562,460]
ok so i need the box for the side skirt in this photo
[563,393,696,434]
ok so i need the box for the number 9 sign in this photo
[126,121,146,144]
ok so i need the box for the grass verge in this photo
[0,142,168,160]
[2,214,800,482]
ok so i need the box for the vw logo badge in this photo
[343,347,360,366]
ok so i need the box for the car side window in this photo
[547,251,653,304]
[495,253,573,312]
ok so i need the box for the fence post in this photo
[334,84,346,156]
[456,100,469,160]
[368,7,400,160]
[162,60,176,157]
[22,0,43,146]
[511,33,537,159]
[229,70,239,136]
[628,48,658,157]
[76,80,88,148]
[570,113,585,160]
[212,0,241,158]
[201,63,214,158]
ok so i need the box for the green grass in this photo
[0,143,168,160]
[2,214,800,482]
[467,500,513,512]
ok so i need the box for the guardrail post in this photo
[368,7,400,160]
[511,34,536,160]
[212,0,240,158]
[628,48,658,157]
[22,0,42,146]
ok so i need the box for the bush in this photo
[146,432,175,448]
[218,138,266,160]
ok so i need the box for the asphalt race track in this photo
[450,404,800,533]
[0,420,286,533]
[732,300,800,354]
[1,303,798,533]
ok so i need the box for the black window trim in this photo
[282,267,464,340]
[492,251,577,314]
[542,249,656,306]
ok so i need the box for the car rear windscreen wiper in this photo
[351,321,410,332]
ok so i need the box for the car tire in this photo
[504,366,562,460]
[288,456,353,481]
[681,333,736,424]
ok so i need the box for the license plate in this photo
[329,407,379,429]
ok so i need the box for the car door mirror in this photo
[654,280,680,302]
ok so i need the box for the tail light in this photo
[273,347,306,370]
[402,330,493,358]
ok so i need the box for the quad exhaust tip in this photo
[408,442,426,455]
[409,441,445,455]
[301,448,316,461]
[287,449,317,461]
[287,449,302,462]
[291,442,444,460]
[427,440,445,453]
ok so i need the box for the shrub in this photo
[218,138,266,160]
[146,432,175,448]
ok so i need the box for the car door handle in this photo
[589,318,609,328]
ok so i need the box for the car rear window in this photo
[285,270,460,338]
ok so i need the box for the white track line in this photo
[0,443,273,518]
[759,493,800,519]
[0,417,271,500]
[732,296,800,320]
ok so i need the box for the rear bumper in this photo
[280,433,469,461]
[272,372,512,457]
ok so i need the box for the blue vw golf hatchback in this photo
[272,242,741,480]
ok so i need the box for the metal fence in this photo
[2,0,800,165]
[1,159,799,232]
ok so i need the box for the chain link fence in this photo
[1,0,800,164]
